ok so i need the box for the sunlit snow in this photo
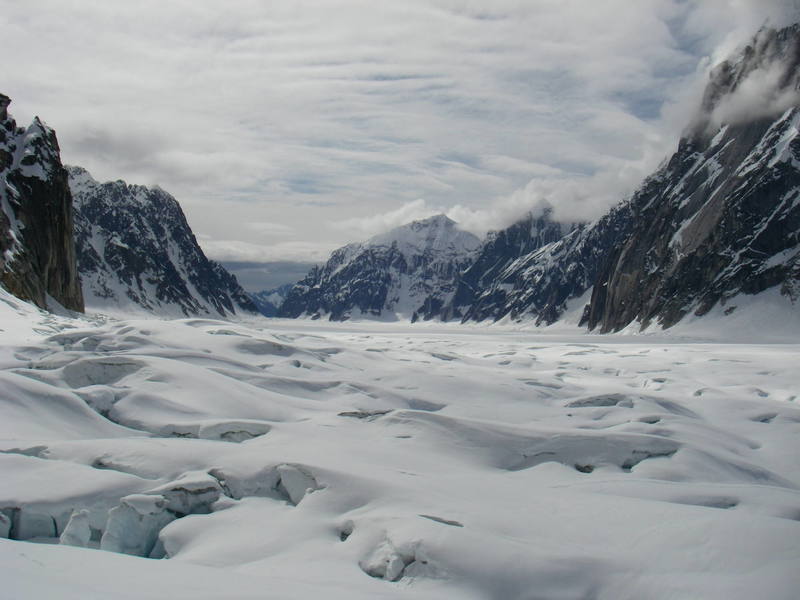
[1,289,798,599]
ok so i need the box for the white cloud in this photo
[710,59,800,129]
[200,239,335,263]
[245,222,295,237]
[3,0,796,259]
[333,199,442,238]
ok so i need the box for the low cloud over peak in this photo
[4,0,798,260]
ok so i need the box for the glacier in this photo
[1,287,798,599]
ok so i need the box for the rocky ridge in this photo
[584,24,800,331]
[0,93,83,312]
[69,166,257,318]
[279,215,479,320]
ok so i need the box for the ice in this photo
[100,494,174,557]
[0,513,9,538]
[147,471,222,515]
[0,293,799,598]
[17,510,56,539]
[59,509,91,547]
[276,464,320,505]
[359,537,411,581]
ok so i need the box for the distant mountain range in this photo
[280,24,800,331]
[1,24,798,330]
[249,284,293,317]
[279,214,480,321]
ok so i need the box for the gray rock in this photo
[0,94,83,312]
[585,25,800,332]
[68,165,257,318]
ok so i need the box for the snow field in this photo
[1,296,799,599]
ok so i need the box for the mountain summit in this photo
[69,166,257,318]
[279,215,479,320]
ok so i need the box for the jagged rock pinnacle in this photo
[0,94,10,121]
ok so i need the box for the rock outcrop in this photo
[584,24,800,331]
[0,94,84,311]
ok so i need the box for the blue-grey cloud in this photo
[3,0,796,257]
[220,261,318,292]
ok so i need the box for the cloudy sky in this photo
[3,0,799,278]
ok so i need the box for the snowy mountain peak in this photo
[368,214,480,257]
[280,215,480,320]
[584,23,800,332]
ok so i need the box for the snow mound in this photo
[0,303,798,599]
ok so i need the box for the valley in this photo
[2,292,798,599]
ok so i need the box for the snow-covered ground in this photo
[2,290,799,599]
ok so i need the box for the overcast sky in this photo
[3,0,799,266]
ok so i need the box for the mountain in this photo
[282,24,800,331]
[432,208,584,323]
[437,24,800,329]
[249,284,293,317]
[68,166,258,318]
[584,24,800,331]
[279,215,480,320]
[0,94,83,312]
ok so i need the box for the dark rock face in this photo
[436,210,585,324]
[69,166,257,317]
[585,25,800,332]
[279,215,479,321]
[0,95,84,311]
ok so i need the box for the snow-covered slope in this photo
[69,166,257,318]
[0,94,83,312]
[0,295,798,599]
[279,215,480,320]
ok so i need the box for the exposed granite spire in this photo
[0,94,84,312]
[0,94,10,121]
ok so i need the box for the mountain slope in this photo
[439,24,800,330]
[585,24,800,332]
[279,215,479,320]
[0,94,83,311]
[433,209,585,324]
[69,166,257,318]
